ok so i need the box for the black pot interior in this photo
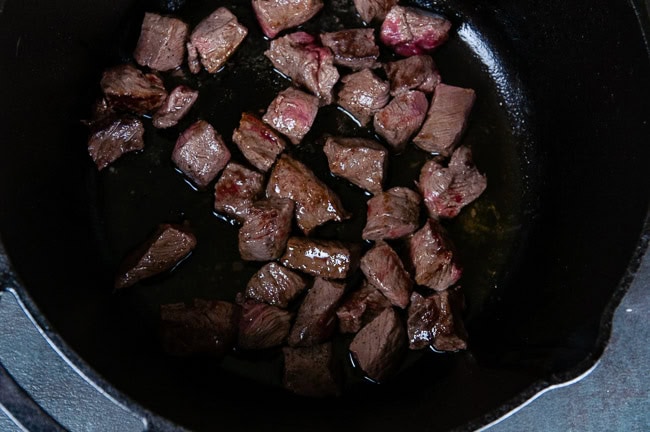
[0,0,648,430]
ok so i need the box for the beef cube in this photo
[349,307,406,382]
[373,90,428,151]
[283,343,340,397]
[384,55,441,96]
[232,113,286,172]
[380,6,452,57]
[281,237,358,279]
[263,87,319,145]
[213,162,264,222]
[172,120,231,188]
[238,300,293,349]
[407,288,467,351]
[115,223,197,289]
[337,69,390,126]
[353,0,398,23]
[265,32,339,105]
[238,198,294,261]
[245,262,307,308]
[253,0,324,39]
[320,28,379,70]
[362,187,421,240]
[336,280,391,333]
[413,84,476,157]
[187,7,248,74]
[288,277,345,346]
[267,154,348,234]
[100,64,167,114]
[360,241,412,309]
[323,137,387,195]
[160,299,239,357]
[418,146,487,219]
[134,12,189,71]
[152,85,198,129]
[87,116,144,170]
[407,219,462,291]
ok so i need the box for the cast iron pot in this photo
[0,0,649,430]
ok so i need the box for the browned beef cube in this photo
[172,120,231,188]
[281,237,359,279]
[283,343,340,397]
[323,137,387,195]
[360,241,412,309]
[384,55,441,96]
[134,13,189,71]
[288,277,345,347]
[238,198,294,261]
[265,32,339,105]
[337,69,390,126]
[349,307,406,382]
[407,219,462,291]
[232,113,286,172]
[115,223,197,289]
[263,87,319,145]
[336,280,391,333]
[267,154,348,234]
[160,299,239,357]
[245,262,307,308]
[353,0,398,23]
[253,0,323,39]
[418,146,487,219]
[362,187,421,240]
[238,300,293,349]
[407,288,467,351]
[373,90,428,151]
[380,6,452,57]
[414,84,476,157]
[187,7,247,74]
[213,162,264,222]
[320,28,379,70]
[100,64,167,114]
[87,117,144,170]
[152,85,198,129]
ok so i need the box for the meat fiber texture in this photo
[263,87,320,145]
[283,342,340,397]
[407,288,468,351]
[353,0,398,23]
[213,162,265,222]
[320,28,380,70]
[373,90,428,151]
[87,116,144,170]
[380,6,451,57]
[360,241,413,309]
[134,12,189,71]
[152,85,198,129]
[384,55,441,96]
[253,0,324,39]
[363,187,421,240]
[281,237,359,280]
[337,280,391,334]
[100,64,168,114]
[323,136,387,195]
[238,198,295,261]
[337,69,390,126]
[244,262,307,308]
[238,300,293,350]
[232,113,286,172]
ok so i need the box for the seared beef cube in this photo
[373,90,428,151]
[100,64,167,114]
[187,7,248,73]
[384,55,441,96]
[407,288,467,351]
[253,0,324,39]
[115,223,197,289]
[134,12,189,71]
[267,154,348,234]
[407,219,461,291]
[363,187,421,240]
[360,241,412,309]
[281,237,358,279]
[232,113,286,172]
[152,85,198,129]
[160,299,239,357]
[337,280,391,333]
[380,6,452,57]
[349,307,406,382]
[288,277,345,346]
[172,120,231,188]
[245,262,307,308]
[323,137,387,195]
[213,162,264,222]
[283,343,340,397]
[320,29,379,70]
[238,198,294,261]
[263,87,319,145]
[418,146,487,219]
[265,32,339,105]
[238,300,293,349]
[413,84,476,157]
[337,69,390,126]
[353,0,398,23]
[87,117,144,170]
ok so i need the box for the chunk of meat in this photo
[238,300,293,349]
[115,223,197,289]
[238,198,294,261]
[283,343,340,397]
[288,277,345,346]
[133,12,189,71]
[323,136,387,195]
[281,237,359,279]
[252,0,323,39]
[384,55,441,96]
[407,219,462,291]
[320,28,379,70]
[337,69,390,126]
[360,241,412,309]
[353,0,398,23]
[373,90,428,151]
[265,32,339,105]
[152,85,198,129]
[336,280,391,333]
[263,87,319,145]
[363,187,421,240]
[245,262,307,308]
[213,162,264,222]
[100,64,167,114]
[231,113,286,172]
[380,6,452,57]
[172,120,231,189]
[187,7,248,73]
[413,83,476,157]
[87,116,144,170]
[407,288,467,351]
[267,154,348,234]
